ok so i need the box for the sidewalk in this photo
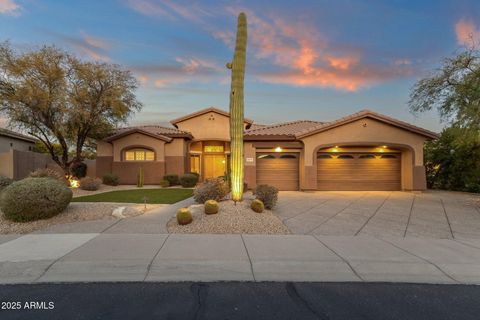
[1,233,480,284]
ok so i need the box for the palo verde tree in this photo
[0,43,142,175]
[226,12,247,202]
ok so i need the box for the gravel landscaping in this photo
[72,184,162,197]
[167,198,290,235]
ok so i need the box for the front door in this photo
[203,154,226,179]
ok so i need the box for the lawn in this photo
[72,188,193,204]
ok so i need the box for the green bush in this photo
[102,173,119,186]
[0,177,72,222]
[204,199,219,214]
[29,168,67,184]
[80,176,102,191]
[70,162,87,178]
[254,184,279,209]
[193,178,229,203]
[160,179,170,188]
[176,207,193,225]
[0,176,13,192]
[180,173,199,188]
[251,199,264,213]
[164,174,180,186]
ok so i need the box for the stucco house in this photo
[0,128,36,153]
[96,107,438,191]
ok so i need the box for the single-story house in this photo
[96,107,438,191]
[0,128,36,153]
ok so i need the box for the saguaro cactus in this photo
[227,12,247,202]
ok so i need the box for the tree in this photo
[0,43,142,174]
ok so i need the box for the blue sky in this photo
[1,0,480,131]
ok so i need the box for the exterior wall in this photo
[112,132,166,162]
[112,161,165,184]
[165,138,187,175]
[0,150,14,178]
[97,141,113,157]
[244,142,256,189]
[0,136,34,153]
[300,118,428,191]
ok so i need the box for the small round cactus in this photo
[251,199,264,213]
[176,208,193,225]
[204,200,219,215]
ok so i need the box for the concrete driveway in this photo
[275,191,480,239]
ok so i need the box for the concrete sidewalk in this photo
[1,233,480,284]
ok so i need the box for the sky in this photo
[1,0,480,132]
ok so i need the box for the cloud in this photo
[0,0,21,16]
[125,0,211,23]
[455,18,480,47]
[58,31,111,61]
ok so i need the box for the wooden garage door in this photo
[317,153,401,191]
[256,153,299,191]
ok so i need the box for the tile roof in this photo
[0,128,36,143]
[105,125,192,141]
[244,120,324,138]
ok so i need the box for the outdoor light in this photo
[275,146,282,152]
[67,176,80,188]
[382,145,388,148]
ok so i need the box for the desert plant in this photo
[176,207,193,225]
[193,178,230,203]
[160,179,170,188]
[251,199,264,213]
[226,12,247,202]
[29,168,67,184]
[70,162,87,178]
[137,167,144,188]
[254,184,278,209]
[180,173,199,188]
[204,200,219,215]
[0,175,13,192]
[163,174,180,186]
[0,177,72,222]
[102,173,119,186]
[79,176,102,191]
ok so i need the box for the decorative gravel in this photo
[167,199,290,235]
[0,202,161,234]
[72,184,162,197]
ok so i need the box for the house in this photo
[96,107,438,191]
[0,128,36,153]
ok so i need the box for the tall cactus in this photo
[227,12,247,202]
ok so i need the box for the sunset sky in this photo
[1,0,480,131]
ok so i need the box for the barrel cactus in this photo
[204,200,219,215]
[251,199,264,213]
[176,207,193,225]
[227,12,247,202]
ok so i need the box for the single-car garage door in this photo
[317,153,401,191]
[256,153,299,191]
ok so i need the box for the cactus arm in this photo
[228,12,247,202]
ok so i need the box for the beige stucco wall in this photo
[0,136,35,153]
[165,138,186,156]
[0,150,13,178]
[111,133,166,162]
[97,141,113,157]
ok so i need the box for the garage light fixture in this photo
[275,146,282,152]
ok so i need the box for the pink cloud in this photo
[125,0,169,17]
[455,18,480,46]
[0,0,20,16]
[63,31,111,62]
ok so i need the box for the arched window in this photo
[257,154,275,159]
[380,154,397,159]
[124,148,155,161]
[317,154,333,159]
[337,154,354,159]
[280,154,297,159]
[359,154,376,159]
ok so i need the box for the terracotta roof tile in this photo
[106,125,193,141]
[244,120,323,137]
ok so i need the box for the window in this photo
[280,154,297,159]
[317,154,333,159]
[380,154,397,159]
[124,148,155,161]
[257,154,275,159]
[190,155,200,174]
[359,154,376,159]
[204,145,224,153]
[337,154,354,159]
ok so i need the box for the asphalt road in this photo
[1,282,479,320]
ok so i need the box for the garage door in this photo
[256,153,299,191]
[317,153,401,191]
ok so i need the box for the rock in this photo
[112,206,127,218]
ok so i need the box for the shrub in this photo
[254,184,279,209]
[176,207,193,225]
[180,173,199,188]
[79,176,102,191]
[204,200,219,215]
[160,179,170,188]
[193,178,229,203]
[29,168,67,184]
[102,173,119,186]
[0,176,13,192]
[137,167,144,188]
[164,174,180,186]
[0,177,72,222]
[251,199,264,213]
[70,162,87,178]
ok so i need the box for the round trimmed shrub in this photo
[70,162,87,178]
[102,173,119,186]
[193,178,229,203]
[79,176,102,191]
[0,175,13,192]
[180,173,199,188]
[0,178,72,222]
[176,207,193,225]
[253,184,279,209]
[251,199,264,213]
[160,179,170,188]
[164,174,180,186]
[204,200,219,215]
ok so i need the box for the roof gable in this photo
[170,107,253,127]
[105,128,173,142]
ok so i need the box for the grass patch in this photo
[72,188,193,204]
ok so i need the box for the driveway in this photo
[275,191,480,239]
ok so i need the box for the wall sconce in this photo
[274,146,282,152]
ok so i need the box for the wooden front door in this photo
[203,154,226,179]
